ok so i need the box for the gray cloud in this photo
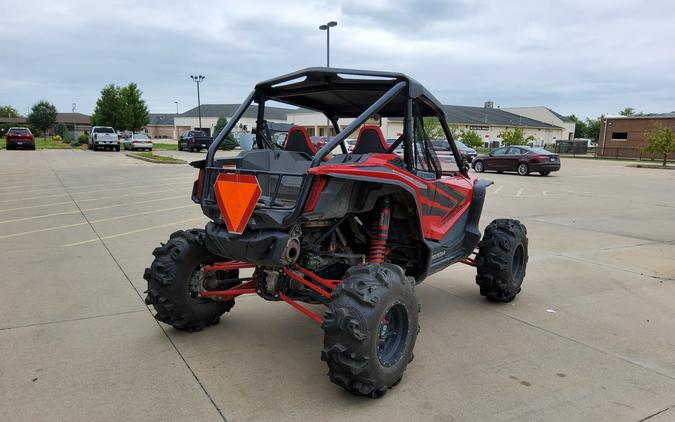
[1,0,673,119]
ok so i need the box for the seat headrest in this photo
[353,125,388,154]
[284,126,317,156]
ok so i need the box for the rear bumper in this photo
[128,144,153,150]
[93,140,119,146]
[530,162,560,172]
[205,222,291,267]
[6,139,35,148]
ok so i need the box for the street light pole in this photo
[174,101,178,114]
[190,75,205,130]
[319,21,337,67]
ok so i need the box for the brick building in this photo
[598,113,675,159]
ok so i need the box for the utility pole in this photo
[190,75,205,130]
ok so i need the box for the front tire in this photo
[144,229,238,332]
[476,219,528,302]
[322,263,419,398]
[473,160,485,173]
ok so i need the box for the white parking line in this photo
[0,183,192,213]
[0,194,189,224]
[62,217,205,247]
[0,178,193,202]
[493,185,503,194]
[0,205,195,240]
[516,188,524,197]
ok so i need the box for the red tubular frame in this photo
[202,261,256,272]
[279,292,323,324]
[198,262,341,324]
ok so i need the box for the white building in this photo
[172,102,567,147]
[501,106,575,141]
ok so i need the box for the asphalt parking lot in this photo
[1,149,674,421]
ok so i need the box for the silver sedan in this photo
[123,134,153,151]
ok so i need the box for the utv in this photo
[144,68,528,398]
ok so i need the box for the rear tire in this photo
[517,163,529,176]
[322,263,419,399]
[476,219,528,302]
[144,229,238,332]
[473,160,485,173]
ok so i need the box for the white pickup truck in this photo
[89,126,120,151]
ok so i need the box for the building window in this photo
[611,132,628,141]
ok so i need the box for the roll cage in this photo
[202,67,468,227]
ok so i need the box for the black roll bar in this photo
[206,90,256,167]
[310,81,407,167]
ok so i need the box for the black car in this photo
[472,146,560,176]
[178,130,213,152]
[431,139,477,163]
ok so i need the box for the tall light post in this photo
[173,101,179,140]
[190,75,205,130]
[319,21,337,67]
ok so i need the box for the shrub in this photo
[71,138,81,147]
[78,133,88,144]
[221,136,237,150]
[52,135,63,143]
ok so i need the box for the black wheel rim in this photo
[377,303,409,367]
[512,244,525,280]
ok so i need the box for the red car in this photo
[472,146,560,176]
[5,127,35,150]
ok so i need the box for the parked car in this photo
[454,140,477,163]
[178,130,213,152]
[472,146,560,176]
[123,133,153,151]
[89,126,120,151]
[429,139,457,174]
[5,127,35,150]
[431,139,476,163]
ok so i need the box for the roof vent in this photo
[484,101,494,109]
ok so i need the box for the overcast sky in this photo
[1,0,673,119]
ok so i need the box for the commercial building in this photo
[598,113,675,159]
[501,106,576,141]
[173,104,291,138]
[170,102,567,147]
[146,114,176,139]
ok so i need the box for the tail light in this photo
[530,155,548,163]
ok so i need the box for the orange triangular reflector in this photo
[213,173,261,234]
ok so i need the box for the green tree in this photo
[500,127,534,146]
[91,84,128,130]
[0,105,19,118]
[568,114,588,138]
[120,83,149,132]
[619,107,636,117]
[27,100,57,140]
[643,124,674,167]
[213,117,237,150]
[422,117,446,139]
[585,117,600,141]
[458,129,483,148]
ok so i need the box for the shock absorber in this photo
[368,197,391,263]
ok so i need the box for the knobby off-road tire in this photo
[476,219,528,302]
[144,229,238,332]
[322,263,420,398]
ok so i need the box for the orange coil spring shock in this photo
[368,197,391,263]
